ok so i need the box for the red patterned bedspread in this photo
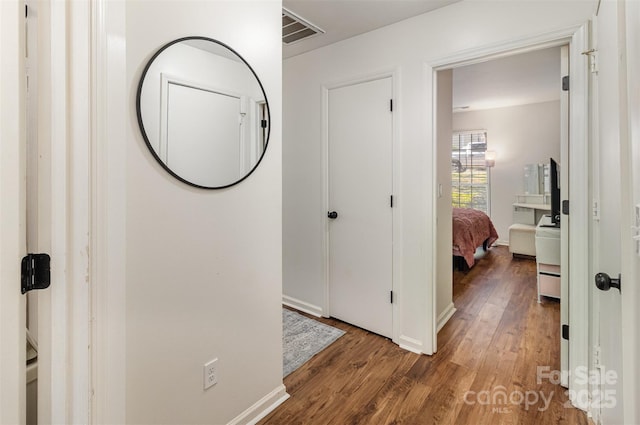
[452,208,499,267]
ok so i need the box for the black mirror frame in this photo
[135,36,271,189]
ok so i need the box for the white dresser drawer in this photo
[535,236,561,265]
[538,263,560,275]
[539,273,561,299]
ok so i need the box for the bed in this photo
[452,207,499,269]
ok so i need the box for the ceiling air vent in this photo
[282,8,325,45]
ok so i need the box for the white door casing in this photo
[591,2,628,422]
[0,0,27,423]
[91,0,128,422]
[622,1,640,423]
[25,1,93,423]
[430,23,592,407]
[327,76,394,338]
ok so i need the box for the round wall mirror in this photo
[136,37,270,189]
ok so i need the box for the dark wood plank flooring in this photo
[260,246,588,425]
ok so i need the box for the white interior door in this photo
[0,0,27,423]
[166,83,241,186]
[559,44,569,388]
[328,77,393,338]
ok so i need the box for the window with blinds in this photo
[451,130,490,214]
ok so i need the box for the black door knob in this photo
[327,211,338,219]
[595,272,621,292]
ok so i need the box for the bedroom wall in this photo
[452,100,561,245]
[283,0,594,352]
[125,1,284,423]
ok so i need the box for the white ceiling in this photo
[282,2,562,111]
[282,0,462,59]
[452,46,562,112]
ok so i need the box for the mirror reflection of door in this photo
[137,37,270,189]
[166,82,242,186]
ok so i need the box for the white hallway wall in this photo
[125,1,283,423]
[452,100,561,245]
[283,0,594,351]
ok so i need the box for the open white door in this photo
[561,22,592,413]
[0,0,27,423]
[559,44,569,388]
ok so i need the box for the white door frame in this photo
[622,2,640,423]
[319,69,403,347]
[91,0,127,423]
[31,1,93,423]
[0,1,94,422]
[1,1,128,423]
[428,23,592,411]
[0,0,27,422]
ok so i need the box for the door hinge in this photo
[25,4,28,17]
[562,199,570,215]
[21,253,51,294]
[390,195,394,208]
[582,49,598,74]
[390,99,393,112]
[390,291,394,303]
[562,75,569,91]
[562,324,569,340]
[261,119,267,129]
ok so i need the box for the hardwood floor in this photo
[260,246,588,425]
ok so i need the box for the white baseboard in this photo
[495,239,509,246]
[398,335,423,354]
[437,303,457,332]
[282,295,323,317]
[227,384,289,425]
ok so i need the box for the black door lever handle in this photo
[328,211,338,219]
[595,272,621,292]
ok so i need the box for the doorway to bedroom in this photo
[434,45,568,380]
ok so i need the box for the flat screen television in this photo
[550,157,561,227]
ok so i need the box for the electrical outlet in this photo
[204,358,218,390]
